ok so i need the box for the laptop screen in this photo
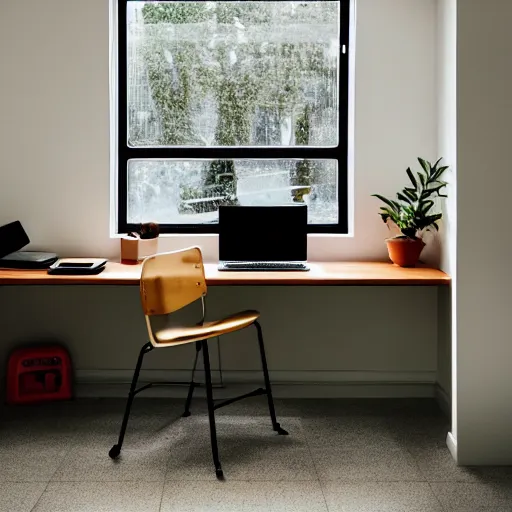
[219,205,308,262]
[0,221,30,259]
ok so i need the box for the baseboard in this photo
[75,369,436,399]
[435,383,451,418]
[446,431,457,462]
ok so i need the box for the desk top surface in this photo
[0,261,450,286]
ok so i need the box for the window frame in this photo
[117,0,350,234]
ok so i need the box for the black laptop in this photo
[218,205,309,271]
[0,221,58,269]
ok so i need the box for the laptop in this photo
[0,220,58,269]
[218,205,309,271]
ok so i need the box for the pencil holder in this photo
[120,236,159,262]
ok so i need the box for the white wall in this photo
[0,0,110,258]
[0,0,438,262]
[0,285,438,394]
[0,0,441,392]
[436,0,456,427]
[455,0,512,465]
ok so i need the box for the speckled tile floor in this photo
[0,398,511,511]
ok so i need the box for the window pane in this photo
[127,1,340,147]
[127,159,338,224]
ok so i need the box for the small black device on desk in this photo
[218,205,309,271]
[48,258,108,275]
[0,220,58,269]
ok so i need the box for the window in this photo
[117,0,349,233]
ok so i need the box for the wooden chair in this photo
[108,246,287,478]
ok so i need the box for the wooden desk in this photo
[0,262,450,286]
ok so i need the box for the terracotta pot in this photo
[386,237,426,267]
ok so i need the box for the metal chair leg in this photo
[254,321,288,435]
[109,342,152,459]
[202,339,223,479]
[216,336,224,387]
[182,341,201,417]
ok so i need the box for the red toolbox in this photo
[6,346,73,404]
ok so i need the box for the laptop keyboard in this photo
[219,261,309,271]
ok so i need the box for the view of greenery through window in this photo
[125,1,340,226]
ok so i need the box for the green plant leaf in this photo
[427,184,447,195]
[403,187,418,201]
[380,207,397,218]
[397,192,412,204]
[421,200,434,213]
[432,166,449,181]
[391,199,403,211]
[402,205,415,216]
[425,213,442,224]
[427,181,448,189]
[372,194,398,212]
[401,227,417,238]
[403,188,417,202]
[431,157,442,172]
[422,185,446,198]
[406,167,417,189]
[373,158,448,234]
[418,158,430,176]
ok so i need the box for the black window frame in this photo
[117,0,350,234]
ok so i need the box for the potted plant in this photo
[121,222,160,262]
[372,158,449,267]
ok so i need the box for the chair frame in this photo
[109,290,287,479]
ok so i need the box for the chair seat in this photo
[152,310,260,346]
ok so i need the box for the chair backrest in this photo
[140,246,207,316]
